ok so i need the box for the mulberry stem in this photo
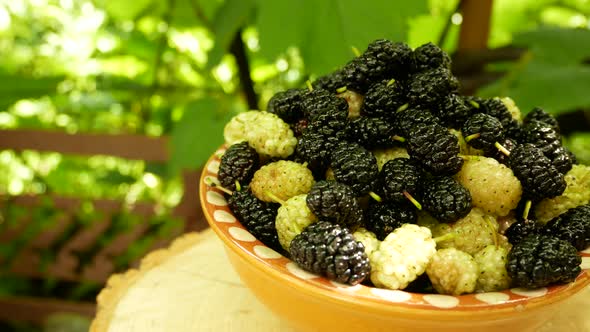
[495,141,511,156]
[351,46,361,57]
[396,103,409,112]
[464,133,481,142]
[205,178,233,195]
[522,200,532,220]
[392,135,406,143]
[403,191,422,210]
[265,191,286,205]
[434,232,457,243]
[369,191,382,202]
[484,215,498,247]
[306,80,313,91]
[336,86,347,93]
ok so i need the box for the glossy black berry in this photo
[436,94,473,129]
[523,107,560,134]
[266,88,306,123]
[462,113,504,151]
[543,204,590,251]
[421,176,472,223]
[478,98,522,140]
[345,116,398,149]
[218,142,260,191]
[407,123,463,175]
[509,143,566,200]
[295,130,341,176]
[330,142,379,195]
[361,79,407,119]
[504,219,541,245]
[305,180,363,228]
[228,188,281,251]
[364,201,417,240]
[412,42,452,72]
[312,69,348,93]
[378,158,421,203]
[406,67,460,108]
[485,137,516,165]
[289,221,370,285]
[506,234,581,288]
[395,108,440,137]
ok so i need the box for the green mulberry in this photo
[224,110,297,158]
[250,160,314,202]
[426,248,478,295]
[275,194,318,251]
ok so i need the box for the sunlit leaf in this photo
[99,0,154,21]
[206,0,256,69]
[169,97,239,173]
[513,27,590,65]
[297,0,429,75]
[478,61,590,114]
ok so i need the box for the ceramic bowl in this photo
[199,146,590,332]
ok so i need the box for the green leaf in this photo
[478,61,590,114]
[99,0,154,21]
[298,0,429,75]
[254,0,307,61]
[513,27,590,65]
[206,0,256,69]
[0,73,63,109]
[168,97,239,173]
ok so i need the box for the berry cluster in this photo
[215,39,589,293]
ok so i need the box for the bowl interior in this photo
[200,146,590,311]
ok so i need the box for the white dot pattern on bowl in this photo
[475,292,510,305]
[202,146,590,310]
[206,191,227,206]
[370,288,412,303]
[510,287,548,298]
[213,210,236,223]
[253,245,282,259]
[228,227,256,242]
[423,294,460,308]
[286,262,318,280]
[207,160,220,174]
[329,281,362,292]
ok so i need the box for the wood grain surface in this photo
[91,229,590,332]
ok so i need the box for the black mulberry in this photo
[228,188,282,251]
[290,221,370,285]
[509,143,566,200]
[421,176,472,223]
[378,158,422,204]
[506,234,581,288]
[218,142,260,191]
[407,123,463,175]
[462,113,504,151]
[305,180,363,228]
[330,142,379,195]
[543,204,590,251]
[364,201,417,240]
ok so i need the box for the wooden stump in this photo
[90,229,295,332]
[91,229,590,332]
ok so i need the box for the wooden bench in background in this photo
[0,129,208,324]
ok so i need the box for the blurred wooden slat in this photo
[0,296,95,325]
[0,129,169,161]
